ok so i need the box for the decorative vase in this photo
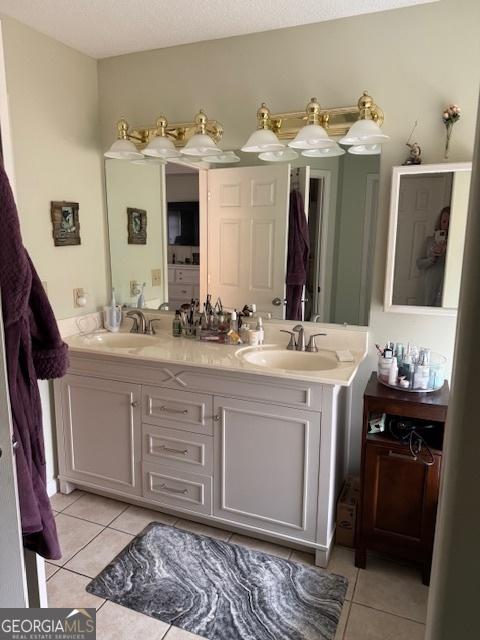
[444,122,454,159]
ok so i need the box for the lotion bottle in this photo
[388,357,398,386]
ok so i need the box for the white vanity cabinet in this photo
[54,352,346,565]
[213,397,321,541]
[58,374,142,496]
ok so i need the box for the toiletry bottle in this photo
[106,287,121,332]
[230,310,239,333]
[137,282,146,309]
[256,316,264,345]
[388,357,398,386]
[172,310,182,337]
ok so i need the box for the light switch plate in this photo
[151,268,162,286]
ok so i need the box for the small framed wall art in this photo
[51,201,80,246]
[127,207,147,244]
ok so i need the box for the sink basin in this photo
[237,346,339,372]
[80,332,158,349]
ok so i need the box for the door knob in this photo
[272,297,287,306]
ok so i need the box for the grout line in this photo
[159,624,172,640]
[52,522,109,570]
[50,490,85,513]
[339,599,352,640]
[95,599,108,612]
[349,601,426,626]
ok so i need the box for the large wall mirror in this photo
[384,162,472,315]
[105,151,380,326]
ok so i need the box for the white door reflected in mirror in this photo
[385,162,472,315]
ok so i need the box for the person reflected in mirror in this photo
[417,206,450,306]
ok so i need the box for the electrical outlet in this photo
[73,287,86,307]
[130,280,141,297]
[151,268,162,287]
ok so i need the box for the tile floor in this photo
[47,490,428,639]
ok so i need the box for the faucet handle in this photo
[147,318,162,335]
[125,311,139,334]
[280,329,297,351]
[306,332,327,353]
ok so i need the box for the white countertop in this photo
[65,321,368,387]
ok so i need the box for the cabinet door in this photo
[362,442,441,561]
[61,374,142,495]
[213,397,320,541]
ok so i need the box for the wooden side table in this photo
[355,372,449,584]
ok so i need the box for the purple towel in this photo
[0,166,69,559]
[286,189,310,320]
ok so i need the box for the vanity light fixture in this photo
[241,103,285,153]
[206,151,241,164]
[104,110,224,160]
[181,110,223,156]
[259,149,299,162]
[143,116,181,158]
[301,144,345,158]
[339,92,390,152]
[104,120,144,160]
[288,98,336,150]
[242,91,388,160]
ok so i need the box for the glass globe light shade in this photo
[288,124,336,149]
[339,119,390,145]
[181,133,223,156]
[241,129,285,153]
[301,144,345,157]
[258,149,299,162]
[104,139,144,160]
[143,135,180,158]
[348,143,381,155]
[205,151,241,164]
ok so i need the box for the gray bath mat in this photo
[86,522,347,640]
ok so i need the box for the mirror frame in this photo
[384,161,472,316]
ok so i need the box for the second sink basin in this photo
[81,332,158,349]
[237,346,339,372]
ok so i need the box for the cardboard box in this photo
[336,475,360,548]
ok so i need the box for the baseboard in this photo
[47,478,58,497]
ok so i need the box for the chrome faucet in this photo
[280,324,327,352]
[293,325,306,351]
[126,310,146,334]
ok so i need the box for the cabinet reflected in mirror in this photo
[385,163,471,315]
[105,152,380,326]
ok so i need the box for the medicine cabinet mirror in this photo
[105,150,380,327]
[384,162,472,315]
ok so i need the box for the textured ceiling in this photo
[0,0,437,59]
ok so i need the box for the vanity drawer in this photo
[175,269,198,284]
[169,283,194,300]
[142,424,213,474]
[143,462,212,515]
[142,386,214,435]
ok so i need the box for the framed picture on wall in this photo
[127,207,147,244]
[51,201,80,246]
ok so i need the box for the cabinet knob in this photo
[131,400,139,408]
[214,415,221,421]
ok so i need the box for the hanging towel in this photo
[286,189,310,320]
[0,166,69,560]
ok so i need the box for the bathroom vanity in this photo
[53,323,367,566]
